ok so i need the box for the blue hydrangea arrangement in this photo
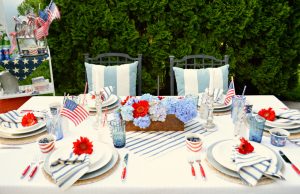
[118,94,197,129]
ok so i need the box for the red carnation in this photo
[237,137,254,154]
[73,136,94,155]
[158,96,164,100]
[258,107,276,121]
[132,100,149,118]
[21,113,38,127]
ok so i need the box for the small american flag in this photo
[47,2,61,24]
[224,80,235,105]
[61,99,89,126]
[34,21,50,40]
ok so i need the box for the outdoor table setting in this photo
[0,89,300,194]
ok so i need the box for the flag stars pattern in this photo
[23,58,29,64]
[23,67,29,73]
[0,54,48,81]
[13,67,19,73]
[32,58,38,64]
[13,59,19,65]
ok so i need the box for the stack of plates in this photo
[43,141,118,181]
[0,118,47,139]
[87,94,120,113]
[265,120,300,134]
[206,139,283,178]
[263,109,300,134]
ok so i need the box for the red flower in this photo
[121,96,132,106]
[21,113,38,127]
[237,138,254,154]
[158,96,164,100]
[73,136,93,155]
[132,100,149,118]
[91,95,96,99]
[258,107,276,121]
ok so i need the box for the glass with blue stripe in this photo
[109,119,126,148]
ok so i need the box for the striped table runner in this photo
[125,119,209,158]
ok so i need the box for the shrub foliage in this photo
[18,0,300,96]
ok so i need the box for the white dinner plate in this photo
[265,126,300,134]
[265,120,300,129]
[87,94,118,109]
[47,141,113,173]
[212,139,278,172]
[0,127,47,138]
[206,139,283,178]
[0,120,46,135]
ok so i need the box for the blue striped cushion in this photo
[85,61,138,96]
[173,64,229,96]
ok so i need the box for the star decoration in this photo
[23,67,29,73]
[3,60,9,65]
[32,67,36,71]
[32,58,38,64]
[13,59,19,65]
[23,58,29,64]
[23,76,27,80]
[16,76,20,80]
[13,67,19,73]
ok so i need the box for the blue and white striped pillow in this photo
[173,64,229,96]
[85,61,138,96]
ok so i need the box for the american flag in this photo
[47,2,61,24]
[61,99,89,126]
[224,80,235,105]
[34,21,49,40]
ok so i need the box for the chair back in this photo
[170,54,229,95]
[84,53,142,96]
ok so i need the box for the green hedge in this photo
[19,0,300,97]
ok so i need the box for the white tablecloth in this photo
[0,95,299,194]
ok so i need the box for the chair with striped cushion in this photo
[84,53,142,96]
[170,54,229,96]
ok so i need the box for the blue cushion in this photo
[85,61,138,96]
[173,64,229,96]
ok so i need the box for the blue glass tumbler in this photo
[109,120,126,148]
[248,115,266,143]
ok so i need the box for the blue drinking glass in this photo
[109,120,126,148]
[248,115,266,143]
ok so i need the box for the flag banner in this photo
[224,80,235,105]
[61,99,89,126]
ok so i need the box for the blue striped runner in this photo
[125,119,209,158]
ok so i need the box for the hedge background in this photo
[18,0,300,98]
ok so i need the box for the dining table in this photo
[0,95,299,194]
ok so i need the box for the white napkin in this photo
[90,86,113,101]
[254,108,300,125]
[0,110,23,128]
[203,88,224,104]
[50,153,90,190]
[233,148,282,186]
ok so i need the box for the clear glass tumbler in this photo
[231,95,246,139]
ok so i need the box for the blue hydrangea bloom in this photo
[161,97,179,114]
[175,98,197,123]
[120,106,134,121]
[133,116,151,128]
[149,102,167,122]
[140,93,159,102]
[125,97,139,106]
